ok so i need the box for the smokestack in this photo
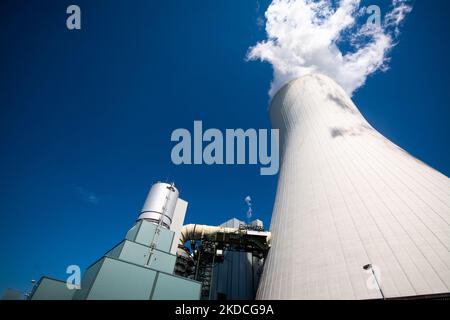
[257,74,450,299]
[138,182,179,229]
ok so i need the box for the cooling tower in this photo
[257,74,450,299]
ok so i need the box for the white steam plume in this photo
[245,195,253,220]
[247,0,412,97]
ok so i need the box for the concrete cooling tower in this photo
[257,74,450,299]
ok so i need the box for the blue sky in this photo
[0,0,449,294]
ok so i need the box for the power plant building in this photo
[28,183,271,300]
[23,74,450,301]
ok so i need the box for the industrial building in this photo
[256,74,450,300]
[26,74,450,300]
[28,182,271,300]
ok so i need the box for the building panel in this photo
[257,74,450,300]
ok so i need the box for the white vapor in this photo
[247,0,412,97]
[245,195,253,220]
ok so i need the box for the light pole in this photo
[363,264,385,299]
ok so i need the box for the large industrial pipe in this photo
[178,224,272,248]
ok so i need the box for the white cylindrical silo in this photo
[138,182,179,229]
[257,74,450,299]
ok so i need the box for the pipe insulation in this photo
[178,224,272,248]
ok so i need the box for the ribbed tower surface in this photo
[257,74,450,299]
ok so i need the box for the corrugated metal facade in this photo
[210,219,263,300]
[257,74,450,299]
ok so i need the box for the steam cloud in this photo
[247,0,412,97]
[245,195,253,220]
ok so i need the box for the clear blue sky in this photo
[0,0,448,294]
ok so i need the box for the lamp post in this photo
[363,264,384,299]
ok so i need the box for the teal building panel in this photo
[146,249,176,274]
[117,240,176,273]
[72,258,105,300]
[126,220,174,252]
[31,219,201,300]
[105,241,125,259]
[87,257,157,300]
[152,273,201,300]
[125,221,140,240]
[30,277,75,300]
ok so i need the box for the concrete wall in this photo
[257,74,450,299]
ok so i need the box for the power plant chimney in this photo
[257,74,450,299]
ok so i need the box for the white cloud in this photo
[247,0,412,97]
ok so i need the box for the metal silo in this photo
[257,74,450,299]
[138,182,179,229]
